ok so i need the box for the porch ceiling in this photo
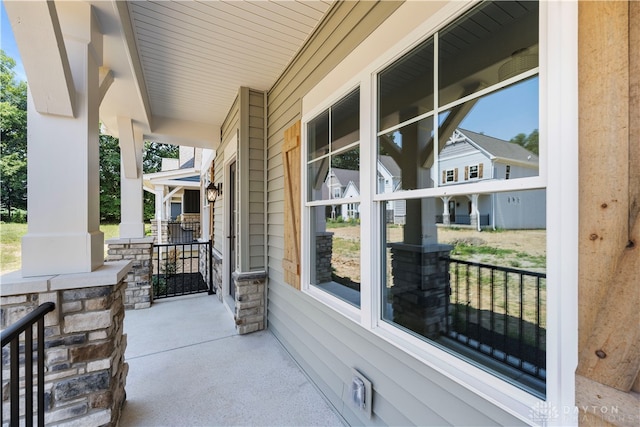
[97,0,332,148]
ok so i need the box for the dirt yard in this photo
[330,225,545,255]
[328,225,547,280]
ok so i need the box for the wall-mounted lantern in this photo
[206,182,222,203]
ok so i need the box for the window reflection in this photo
[378,38,434,131]
[438,1,539,107]
[311,206,360,307]
[332,90,360,151]
[438,77,540,185]
[382,189,546,396]
[377,117,434,193]
[308,110,329,161]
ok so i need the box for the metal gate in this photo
[152,241,214,299]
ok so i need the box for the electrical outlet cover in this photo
[351,368,372,418]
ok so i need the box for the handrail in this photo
[1,302,55,427]
[1,302,55,346]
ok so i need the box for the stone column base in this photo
[389,243,453,339]
[232,271,267,335]
[106,238,154,309]
[0,261,131,426]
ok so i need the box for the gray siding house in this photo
[436,129,545,229]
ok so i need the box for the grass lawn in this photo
[0,223,149,274]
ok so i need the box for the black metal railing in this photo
[152,240,214,299]
[167,221,201,243]
[1,302,56,427]
[446,258,546,380]
[435,214,490,226]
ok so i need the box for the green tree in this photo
[98,136,179,222]
[510,129,539,155]
[142,142,178,220]
[0,50,28,221]
[99,133,121,222]
[330,147,360,170]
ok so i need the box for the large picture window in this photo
[301,0,571,412]
[376,1,543,396]
[307,89,361,307]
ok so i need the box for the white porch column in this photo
[21,2,104,276]
[441,196,451,226]
[154,185,165,243]
[468,193,481,231]
[118,118,145,238]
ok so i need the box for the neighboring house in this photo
[323,155,404,223]
[143,146,207,242]
[5,1,638,427]
[436,129,545,229]
[324,167,360,220]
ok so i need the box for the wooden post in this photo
[577,2,640,425]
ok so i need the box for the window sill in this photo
[305,284,361,323]
[373,321,543,425]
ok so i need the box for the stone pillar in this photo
[21,2,104,277]
[0,261,131,426]
[212,250,224,298]
[315,232,334,284]
[106,238,154,309]
[150,219,168,244]
[388,243,453,339]
[198,243,214,295]
[232,271,267,335]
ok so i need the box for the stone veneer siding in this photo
[198,243,214,294]
[150,219,168,243]
[106,238,154,310]
[315,232,333,284]
[232,271,267,335]
[0,261,131,427]
[212,250,223,297]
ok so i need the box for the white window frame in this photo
[300,1,578,424]
[302,83,363,322]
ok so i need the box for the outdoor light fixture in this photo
[206,182,222,203]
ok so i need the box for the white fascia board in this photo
[150,179,200,189]
[492,157,539,169]
[143,168,199,181]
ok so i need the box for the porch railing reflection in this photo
[435,214,490,226]
[167,221,200,243]
[446,258,546,381]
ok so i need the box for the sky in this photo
[1,1,27,82]
[458,77,539,141]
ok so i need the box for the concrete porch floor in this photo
[119,293,344,426]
